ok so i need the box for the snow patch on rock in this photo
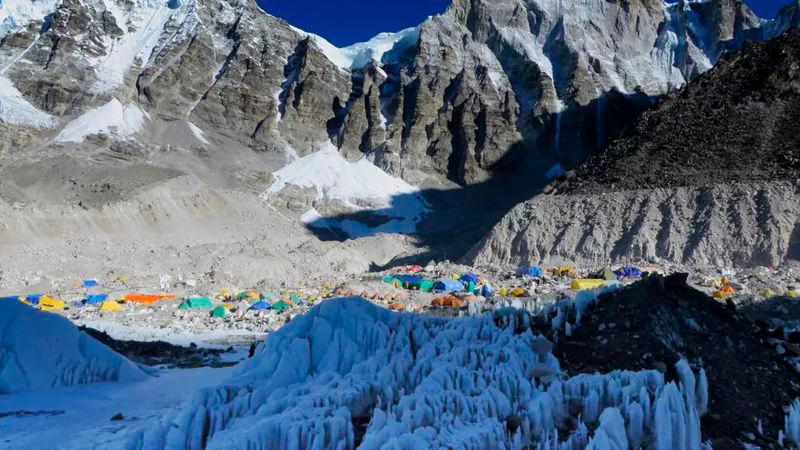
[186,121,209,145]
[127,297,706,449]
[56,98,148,142]
[0,298,146,394]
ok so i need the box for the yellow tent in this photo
[39,296,65,312]
[509,287,527,297]
[571,279,606,290]
[788,290,798,298]
[100,301,121,312]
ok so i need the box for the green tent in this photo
[180,297,213,310]
[272,300,291,312]
[420,279,434,293]
[466,281,477,294]
[591,267,617,281]
[290,294,302,304]
[382,276,402,287]
[210,305,227,318]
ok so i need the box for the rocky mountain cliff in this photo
[1,0,797,187]
[468,28,800,268]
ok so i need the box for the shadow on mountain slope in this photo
[304,89,657,267]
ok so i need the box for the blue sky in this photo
[259,0,794,47]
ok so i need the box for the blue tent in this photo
[520,267,543,277]
[614,266,642,280]
[82,279,98,287]
[481,284,495,298]
[432,279,464,294]
[396,275,424,285]
[250,301,271,311]
[459,273,479,285]
[24,294,43,305]
[86,294,109,305]
[1,295,22,302]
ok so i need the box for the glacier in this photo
[126,297,708,449]
[0,298,147,394]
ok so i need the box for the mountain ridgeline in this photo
[0,0,797,187]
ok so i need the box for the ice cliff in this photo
[0,298,147,394]
[129,297,707,449]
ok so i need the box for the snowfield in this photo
[127,297,708,449]
[294,26,420,70]
[56,98,149,143]
[0,298,146,394]
[264,142,429,237]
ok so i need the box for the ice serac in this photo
[468,29,800,268]
[127,297,705,449]
[0,298,147,394]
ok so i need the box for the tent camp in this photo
[432,279,464,294]
[179,297,213,310]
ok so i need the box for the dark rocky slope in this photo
[469,29,800,268]
[554,28,800,195]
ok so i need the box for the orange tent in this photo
[432,295,464,308]
[124,293,163,304]
[388,303,405,311]
[719,285,736,296]
[124,293,175,304]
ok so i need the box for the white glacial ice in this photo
[126,297,707,450]
[0,298,147,394]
